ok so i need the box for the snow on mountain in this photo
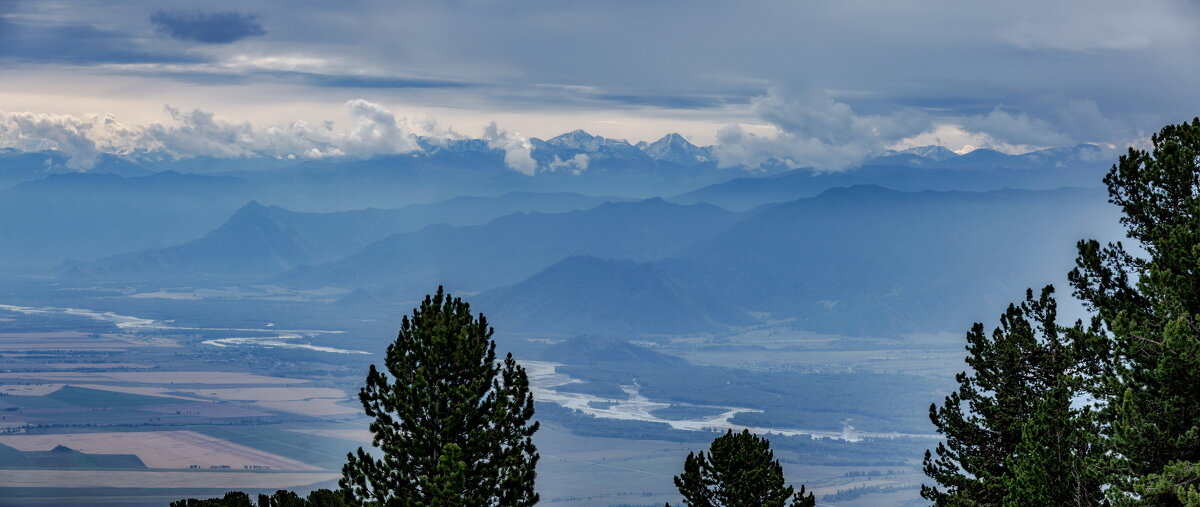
[636,133,712,165]
[899,145,960,161]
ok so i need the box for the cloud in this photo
[0,101,550,173]
[3,0,1193,167]
[0,18,197,65]
[958,107,1072,148]
[150,11,266,44]
[140,99,421,159]
[0,112,102,169]
[996,5,1191,52]
[1049,99,1132,146]
[339,99,420,156]
[482,122,537,175]
[888,123,1042,155]
[950,101,1131,152]
[547,154,589,175]
[713,87,933,171]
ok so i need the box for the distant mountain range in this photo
[477,185,1125,337]
[531,130,713,168]
[65,192,625,281]
[673,144,1111,210]
[32,179,1127,337]
[0,130,1114,275]
[0,129,1111,213]
[273,198,743,295]
[0,171,259,269]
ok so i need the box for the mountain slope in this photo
[69,192,625,281]
[476,256,751,335]
[672,144,1111,210]
[480,186,1125,337]
[636,133,712,165]
[276,198,744,294]
[0,171,259,269]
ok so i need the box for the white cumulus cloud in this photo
[547,153,589,175]
[0,100,540,174]
[482,121,537,176]
[0,112,103,169]
[713,87,933,171]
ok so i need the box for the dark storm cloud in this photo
[150,10,265,44]
[0,18,197,64]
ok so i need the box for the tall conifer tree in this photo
[1069,117,1200,503]
[922,286,1104,506]
[340,287,539,506]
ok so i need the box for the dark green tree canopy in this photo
[170,489,346,507]
[922,286,1104,506]
[1069,117,1200,501]
[340,286,539,506]
[673,429,815,507]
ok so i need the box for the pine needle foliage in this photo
[1069,117,1200,503]
[340,287,539,506]
[672,429,815,507]
[921,286,1105,506]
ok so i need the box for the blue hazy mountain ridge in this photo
[478,185,1124,337]
[65,192,626,281]
[275,198,743,296]
[0,149,154,189]
[228,131,728,211]
[0,137,1109,272]
[672,144,1110,211]
[0,171,259,269]
[475,255,751,334]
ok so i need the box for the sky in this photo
[0,0,1197,171]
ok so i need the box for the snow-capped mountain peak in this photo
[637,133,711,164]
[899,145,960,162]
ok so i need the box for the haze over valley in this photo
[1,0,1193,504]
[0,129,1127,505]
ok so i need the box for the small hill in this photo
[25,445,146,469]
[539,335,688,366]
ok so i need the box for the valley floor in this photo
[0,293,947,506]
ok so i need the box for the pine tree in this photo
[1002,382,1104,506]
[1069,118,1200,502]
[172,489,345,507]
[1138,461,1200,505]
[672,429,815,507]
[339,287,539,506]
[921,286,1104,506]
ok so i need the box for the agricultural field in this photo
[0,298,936,506]
[0,431,321,470]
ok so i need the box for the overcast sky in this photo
[1,0,1197,170]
